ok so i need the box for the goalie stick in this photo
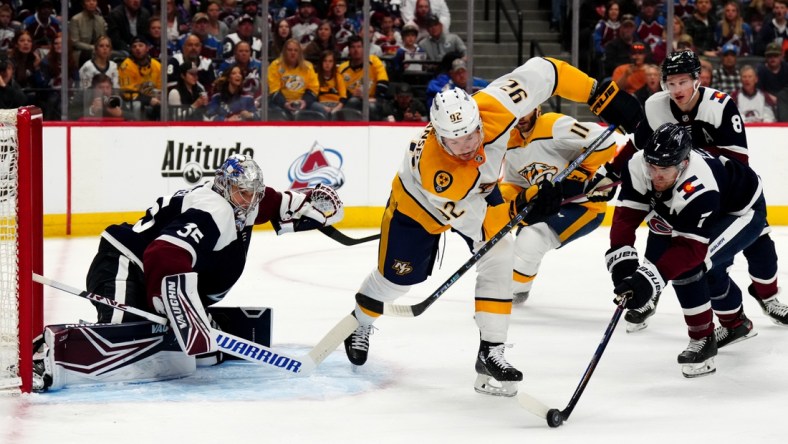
[318,225,381,246]
[32,273,358,376]
[517,299,626,427]
[356,124,618,318]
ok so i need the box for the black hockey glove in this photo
[510,180,563,225]
[588,79,645,134]
[605,245,639,287]
[586,167,620,203]
[613,262,665,310]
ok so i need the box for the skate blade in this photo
[681,358,716,378]
[719,330,758,348]
[763,313,788,327]
[474,374,518,397]
[626,321,649,333]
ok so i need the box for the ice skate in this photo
[343,323,375,366]
[748,286,788,326]
[715,313,757,348]
[625,293,660,333]
[474,341,523,397]
[677,334,717,378]
[512,291,530,305]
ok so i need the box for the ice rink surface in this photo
[2,227,787,443]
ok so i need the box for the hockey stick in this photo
[517,299,626,427]
[32,273,358,376]
[356,124,618,318]
[318,225,381,246]
[560,180,621,205]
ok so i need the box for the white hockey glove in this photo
[275,184,344,234]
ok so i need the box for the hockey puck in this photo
[546,409,565,428]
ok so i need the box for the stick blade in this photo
[517,392,552,419]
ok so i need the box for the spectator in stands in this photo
[699,62,714,86]
[374,12,402,56]
[401,0,451,31]
[0,5,20,53]
[341,23,383,57]
[222,14,263,61]
[757,42,788,95]
[418,14,466,63]
[315,49,346,116]
[78,36,119,89]
[218,40,262,97]
[745,0,776,35]
[206,0,230,41]
[69,0,108,66]
[8,30,39,96]
[164,0,190,48]
[206,64,258,121]
[635,63,662,106]
[612,41,648,94]
[22,0,60,49]
[716,0,753,56]
[339,35,391,120]
[304,20,338,65]
[287,0,321,45]
[270,18,293,61]
[604,14,642,77]
[219,0,241,29]
[388,82,427,122]
[593,1,622,58]
[74,73,124,119]
[168,34,216,94]
[390,22,428,78]
[573,0,606,71]
[34,32,78,119]
[684,0,718,56]
[426,56,489,108]
[118,36,162,119]
[732,64,778,121]
[651,15,689,64]
[233,0,266,38]
[145,17,170,60]
[635,0,666,52]
[179,13,222,60]
[168,62,209,121]
[268,38,322,119]
[328,0,360,53]
[371,0,404,29]
[712,42,742,94]
[408,0,437,41]
[754,0,787,56]
[107,0,152,56]
[671,0,696,20]
[0,56,28,108]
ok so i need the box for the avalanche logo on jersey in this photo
[677,175,704,200]
[288,141,346,189]
[392,260,414,276]
[518,162,558,185]
[711,91,727,103]
[434,170,453,193]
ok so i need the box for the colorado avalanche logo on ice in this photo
[288,141,346,189]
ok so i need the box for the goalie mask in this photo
[213,154,265,230]
[430,88,484,160]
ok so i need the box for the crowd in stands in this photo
[0,0,786,122]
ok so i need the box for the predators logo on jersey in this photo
[434,171,453,193]
[517,162,558,184]
[392,260,414,275]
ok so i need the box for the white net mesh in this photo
[0,110,20,390]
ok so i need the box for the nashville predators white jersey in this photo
[392,57,598,242]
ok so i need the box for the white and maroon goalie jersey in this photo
[635,87,750,164]
[102,183,281,305]
[612,149,762,281]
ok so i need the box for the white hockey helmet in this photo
[430,88,483,153]
[213,154,265,227]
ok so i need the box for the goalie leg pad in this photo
[43,321,195,391]
[160,273,214,356]
[205,306,273,363]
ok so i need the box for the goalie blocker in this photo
[36,306,272,391]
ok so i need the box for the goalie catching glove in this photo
[613,261,665,310]
[509,180,563,225]
[274,184,344,234]
[588,79,645,134]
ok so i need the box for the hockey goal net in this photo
[0,107,43,394]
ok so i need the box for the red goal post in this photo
[0,107,43,394]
